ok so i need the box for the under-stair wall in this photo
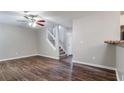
[58,25,72,57]
[37,22,59,59]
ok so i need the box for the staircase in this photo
[59,46,67,59]
[46,22,68,60]
[46,22,58,50]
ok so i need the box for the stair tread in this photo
[59,46,67,59]
[60,51,65,53]
[59,54,67,56]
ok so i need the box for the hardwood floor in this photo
[0,56,116,81]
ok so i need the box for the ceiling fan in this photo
[17,11,45,27]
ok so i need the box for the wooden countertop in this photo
[104,40,124,45]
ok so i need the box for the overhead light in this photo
[46,18,49,20]
[59,25,62,29]
[28,22,32,27]
[34,17,41,21]
[32,23,37,28]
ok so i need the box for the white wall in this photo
[58,25,66,49]
[0,21,60,61]
[65,31,73,55]
[58,25,72,55]
[72,12,120,68]
[0,24,38,61]
[116,46,124,80]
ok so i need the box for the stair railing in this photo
[47,24,59,50]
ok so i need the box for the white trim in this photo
[47,30,56,40]
[39,54,59,60]
[73,60,116,70]
[0,54,59,62]
[0,54,39,62]
[115,69,120,81]
[46,39,56,50]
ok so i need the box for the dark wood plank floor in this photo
[0,56,116,81]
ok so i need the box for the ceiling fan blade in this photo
[36,22,45,26]
[16,20,28,23]
[37,20,45,22]
[24,11,29,13]
[24,15,29,19]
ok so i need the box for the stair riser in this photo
[59,50,65,54]
[59,46,67,59]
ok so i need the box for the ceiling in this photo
[0,11,27,27]
[0,11,98,28]
[39,11,99,28]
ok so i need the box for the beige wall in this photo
[72,12,120,68]
[0,24,38,61]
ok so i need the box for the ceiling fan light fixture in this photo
[20,12,46,27]
[32,23,37,28]
[34,17,41,21]
[28,22,32,27]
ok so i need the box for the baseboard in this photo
[0,54,39,62]
[115,69,120,81]
[73,60,116,71]
[0,53,59,62]
[38,54,59,60]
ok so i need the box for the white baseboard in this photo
[0,53,59,62]
[38,54,59,60]
[115,69,120,81]
[73,60,116,71]
[0,54,39,62]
